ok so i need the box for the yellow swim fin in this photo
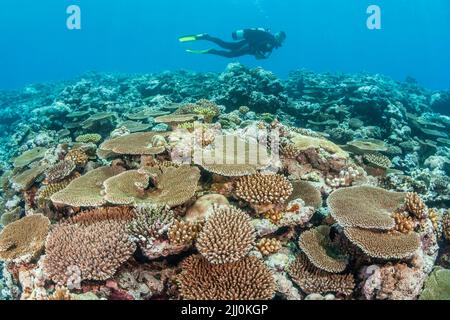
[178,34,208,43]
[179,35,198,43]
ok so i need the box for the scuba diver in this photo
[179,28,286,60]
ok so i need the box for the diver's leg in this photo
[207,46,251,58]
[202,35,247,50]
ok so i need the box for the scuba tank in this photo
[232,28,268,40]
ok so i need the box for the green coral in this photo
[419,267,450,300]
[75,133,102,144]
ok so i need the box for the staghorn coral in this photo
[196,205,255,264]
[99,132,168,156]
[103,165,200,208]
[177,255,275,300]
[288,254,355,296]
[45,160,76,183]
[299,226,348,273]
[64,149,89,166]
[75,133,102,144]
[235,173,293,213]
[13,147,47,168]
[327,186,405,230]
[343,227,420,259]
[0,214,50,263]
[256,238,282,256]
[51,166,124,207]
[168,219,203,246]
[43,212,136,285]
[405,192,428,219]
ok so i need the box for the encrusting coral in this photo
[177,255,275,300]
[196,205,256,264]
[235,173,293,213]
[0,214,50,263]
[288,254,355,296]
[43,209,136,285]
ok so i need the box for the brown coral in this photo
[37,173,80,206]
[298,226,348,273]
[44,212,136,285]
[65,149,89,166]
[103,165,200,208]
[235,173,293,213]
[262,209,283,224]
[99,132,168,156]
[287,180,323,210]
[280,143,302,159]
[393,211,414,234]
[257,238,282,256]
[405,192,427,219]
[443,211,450,241]
[0,214,50,262]
[363,152,392,169]
[45,160,76,183]
[343,227,420,259]
[196,136,270,177]
[11,165,48,191]
[196,205,255,264]
[327,186,405,230]
[168,219,203,246]
[288,254,354,296]
[51,166,124,207]
[177,255,275,300]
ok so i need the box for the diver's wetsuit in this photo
[203,29,278,59]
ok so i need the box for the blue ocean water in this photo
[1,0,450,90]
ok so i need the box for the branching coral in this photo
[168,219,203,246]
[343,227,420,259]
[177,255,275,300]
[196,205,255,264]
[44,211,136,285]
[327,186,405,230]
[393,211,414,234]
[288,254,355,296]
[174,99,221,123]
[75,133,102,144]
[0,214,50,263]
[256,238,282,256]
[65,149,89,166]
[45,160,76,183]
[51,166,124,207]
[127,204,174,247]
[363,152,392,169]
[405,192,427,219]
[103,165,200,207]
[235,173,293,213]
[299,226,348,273]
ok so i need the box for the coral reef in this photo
[0,64,448,301]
